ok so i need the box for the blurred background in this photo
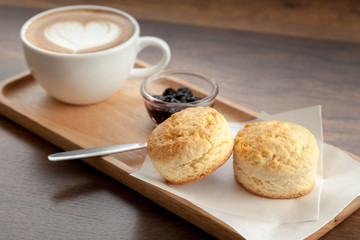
[2,0,360,42]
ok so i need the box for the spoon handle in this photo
[48,142,147,161]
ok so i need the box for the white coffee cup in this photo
[20,5,171,105]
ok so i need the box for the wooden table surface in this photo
[1,1,359,239]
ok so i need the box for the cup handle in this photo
[128,36,171,79]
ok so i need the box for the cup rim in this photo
[20,5,140,57]
[140,70,219,107]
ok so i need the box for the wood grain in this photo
[1,0,360,43]
[0,2,359,240]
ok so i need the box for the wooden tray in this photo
[0,61,359,240]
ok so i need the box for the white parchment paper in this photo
[131,105,360,239]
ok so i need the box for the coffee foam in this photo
[25,9,134,54]
[45,20,122,53]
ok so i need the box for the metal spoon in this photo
[48,142,147,162]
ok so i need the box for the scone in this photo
[147,106,234,185]
[233,121,319,199]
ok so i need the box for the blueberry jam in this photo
[153,87,201,103]
[146,87,202,124]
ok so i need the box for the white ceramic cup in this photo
[20,5,171,105]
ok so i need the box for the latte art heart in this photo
[44,21,122,53]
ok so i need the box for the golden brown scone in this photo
[147,106,234,185]
[233,121,319,199]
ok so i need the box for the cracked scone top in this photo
[147,106,234,185]
[233,121,319,199]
